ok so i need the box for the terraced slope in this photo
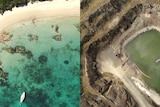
[81,0,160,107]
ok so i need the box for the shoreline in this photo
[99,12,160,105]
[119,26,160,105]
[0,0,80,36]
[122,26,160,48]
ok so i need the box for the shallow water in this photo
[125,30,160,93]
[0,17,80,107]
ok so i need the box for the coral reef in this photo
[38,55,48,64]
[53,34,62,41]
[2,46,33,58]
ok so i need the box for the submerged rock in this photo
[26,51,33,58]
[64,60,69,64]
[53,34,62,41]
[55,91,61,97]
[2,46,33,58]
[28,34,38,41]
[15,46,26,53]
[0,68,8,86]
[0,68,8,80]
[25,88,50,107]
[51,25,54,28]
[74,23,80,32]
[59,102,67,107]
[38,55,48,64]
[55,25,59,33]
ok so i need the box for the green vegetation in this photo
[0,0,52,14]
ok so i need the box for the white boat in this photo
[20,92,26,104]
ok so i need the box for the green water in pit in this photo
[126,29,160,93]
[0,17,80,107]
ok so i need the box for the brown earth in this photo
[80,0,160,107]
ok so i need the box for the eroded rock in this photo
[53,34,62,41]
[2,46,33,58]
[38,55,48,64]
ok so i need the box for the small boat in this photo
[20,92,26,105]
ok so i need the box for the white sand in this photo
[97,47,152,107]
[0,0,80,34]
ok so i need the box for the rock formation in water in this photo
[81,0,160,107]
[28,34,38,41]
[2,46,33,58]
[55,25,59,33]
[64,60,69,64]
[74,23,80,32]
[0,68,8,86]
[53,34,62,41]
[38,55,48,64]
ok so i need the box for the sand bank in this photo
[0,0,80,35]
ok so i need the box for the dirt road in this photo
[96,46,152,107]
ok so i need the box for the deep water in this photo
[0,17,80,107]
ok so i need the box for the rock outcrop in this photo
[3,46,33,58]
[0,68,8,86]
[80,0,159,106]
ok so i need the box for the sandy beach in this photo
[0,0,80,36]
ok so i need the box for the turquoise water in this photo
[0,17,80,107]
[125,30,160,93]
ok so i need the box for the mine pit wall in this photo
[81,0,160,106]
[81,0,131,46]
[85,4,143,89]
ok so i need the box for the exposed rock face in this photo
[80,0,156,106]
[81,84,138,107]
[84,3,145,87]
[103,85,138,107]
[81,0,133,46]
[81,92,111,107]
[92,78,112,94]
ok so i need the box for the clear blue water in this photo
[0,17,80,107]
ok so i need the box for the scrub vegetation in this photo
[0,0,52,14]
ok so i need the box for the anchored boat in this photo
[20,92,26,105]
